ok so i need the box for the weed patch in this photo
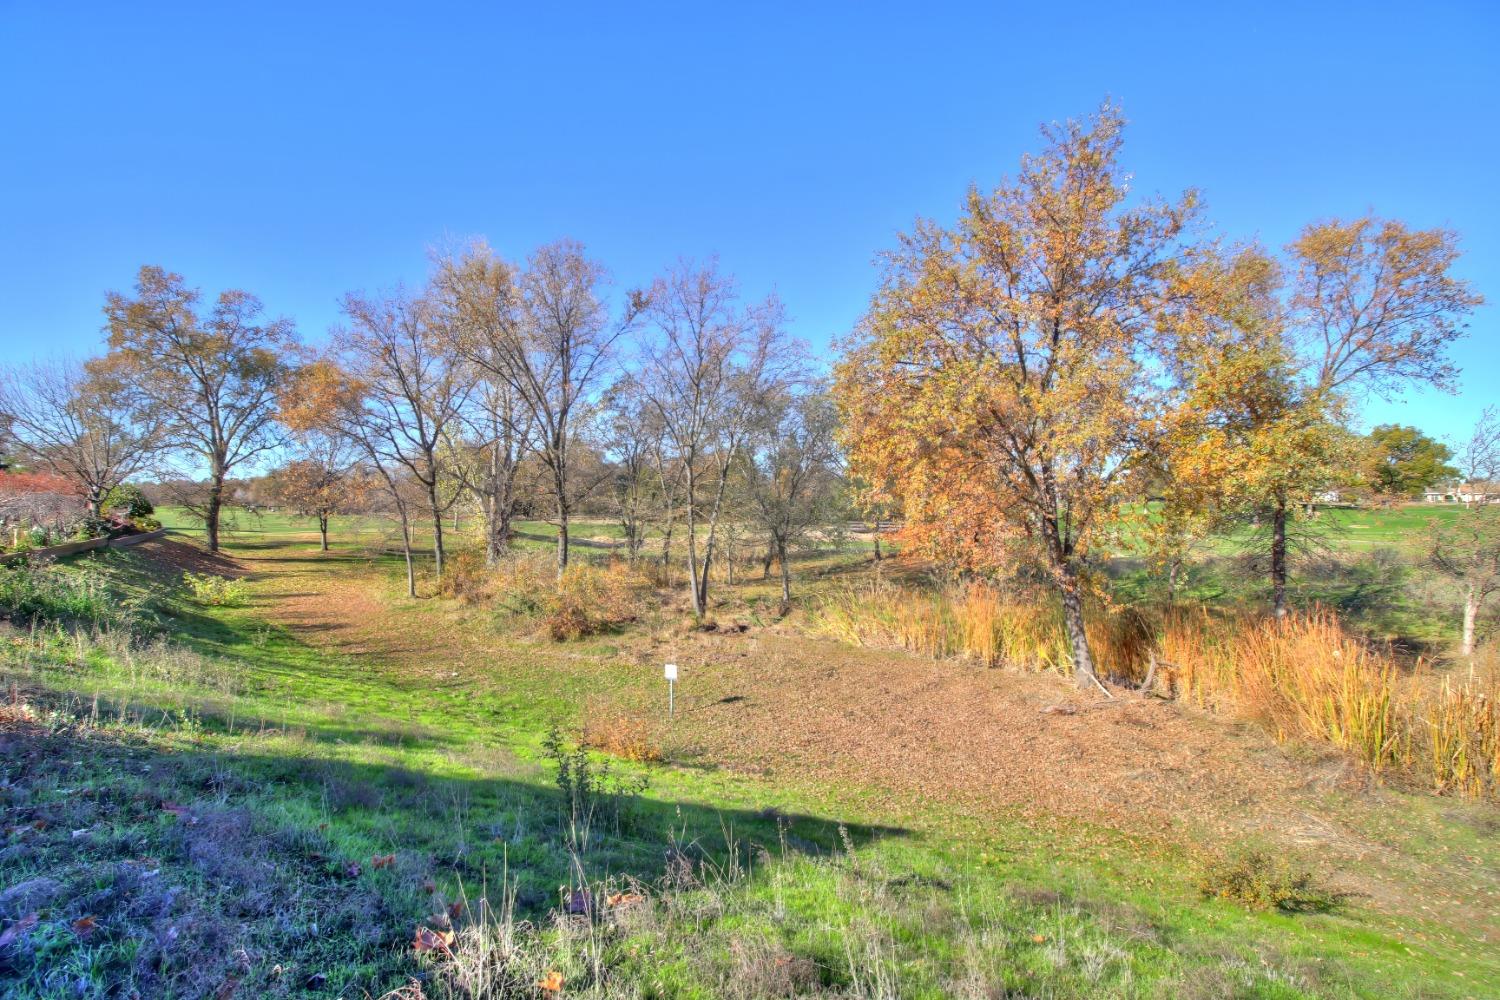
[1197,849,1340,913]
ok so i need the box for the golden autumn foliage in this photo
[834,104,1204,682]
[1155,218,1481,615]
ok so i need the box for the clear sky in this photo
[2,1,1495,447]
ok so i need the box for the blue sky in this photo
[2,1,1495,447]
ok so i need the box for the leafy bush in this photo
[1197,849,1337,912]
[543,562,648,641]
[466,552,650,640]
[542,726,650,849]
[182,572,248,607]
[0,561,151,630]
[73,515,111,540]
[582,701,664,762]
[436,549,494,604]
[104,483,155,520]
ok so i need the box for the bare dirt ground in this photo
[200,536,1497,941]
[132,537,248,579]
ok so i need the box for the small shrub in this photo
[581,702,664,763]
[542,562,648,641]
[182,572,248,607]
[1197,849,1337,912]
[103,483,154,520]
[542,726,650,849]
[0,562,112,625]
[73,515,111,540]
[437,549,494,604]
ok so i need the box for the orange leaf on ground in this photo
[606,892,644,908]
[412,926,455,953]
[71,914,98,936]
[536,970,565,992]
[0,912,39,948]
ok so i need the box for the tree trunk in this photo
[428,481,446,580]
[485,503,512,566]
[205,476,224,553]
[659,518,674,571]
[778,538,792,608]
[554,471,570,578]
[1271,498,1289,619]
[1057,566,1096,687]
[398,507,416,598]
[318,514,329,552]
[686,521,704,618]
[762,544,775,579]
[1462,584,1478,657]
[872,532,882,562]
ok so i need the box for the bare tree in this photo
[0,358,165,516]
[745,387,843,608]
[436,239,642,576]
[336,288,472,584]
[1459,406,1499,491]
[102,266,296,551]
[639,260,796,618]
[458,377,534,564]
[600,376,667,564]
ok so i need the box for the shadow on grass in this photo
[0,694,908,997]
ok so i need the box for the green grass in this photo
[2,512,1496,997]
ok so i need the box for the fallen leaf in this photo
[0,912,39,949]
[72,914,98,936]
[1031,933,1047,943]
[536,970,565,992]
[412,926,455,953]
[447,901,465,920]
[606,892,645,908]
[371,853,396,870]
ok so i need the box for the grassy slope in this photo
[0,509,1495,998]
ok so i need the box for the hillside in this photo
[1,517,1496,998]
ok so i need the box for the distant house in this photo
[1423,482,1497,505]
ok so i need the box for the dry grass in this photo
[580,700,664,763]
[812,579,1151,678]
[815,581,1499,800]
[1159,609,1499,797]
[439,550,652,641]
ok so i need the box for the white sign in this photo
[664,663,678,681]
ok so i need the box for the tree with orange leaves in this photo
[835,105,1203,685]
[1159,219,1480,616]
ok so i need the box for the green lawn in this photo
[1,511,1495,997]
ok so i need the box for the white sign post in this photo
[664,662,678,719]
